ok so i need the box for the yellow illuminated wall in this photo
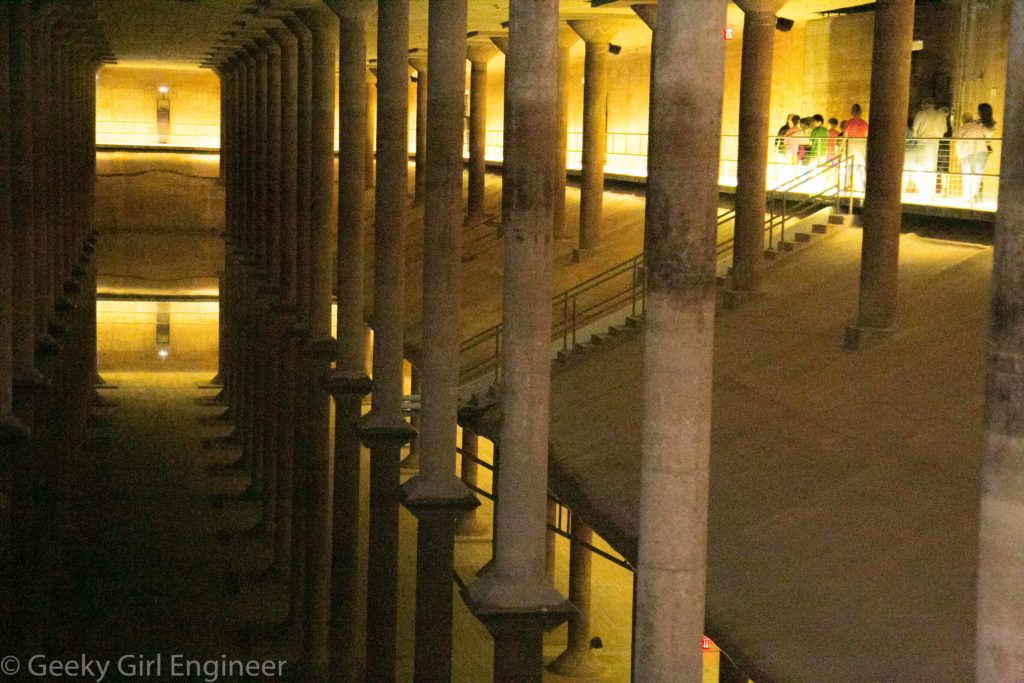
[96,64,221,148]
[97,300,219,371]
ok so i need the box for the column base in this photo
[356,410,417,445]
[547,645,606,678]
[321,370,372,397]
[456,511,490,538]
[722,287,765,310]
[399,450,420,471]
[36,333,64,355]
[0,414,31,445]
[843,323,894,350]
[463,567,573,620]
[572,248,593,263]
[401,475,478,510]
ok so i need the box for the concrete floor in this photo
[538,228,991,681]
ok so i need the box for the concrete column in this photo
[0,2,28,443]
[633,1,727,680]
[466,43,497,226]
[731,2,785,295]
[31,10,55,352]
[553,29,578,240]
[409,53,428,206]
[568,20,622,256]
[298,8,338,679]
[9,1,41,389]
[402,0,475,506]
[365,69,376,189]
[284,11,313,640]
[269,24,299,580]
[401,2,479,679]
[549,518,603,677]
[975,1,1024,677]
[354,3,415,678]
[464,3,571,680]
[846,0,915,347]
[402,365,421,469]
[323,4,372,680]
[457,428,488,536]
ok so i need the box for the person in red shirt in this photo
[844,103,869,191]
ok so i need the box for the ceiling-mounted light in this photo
[158,85,169,94]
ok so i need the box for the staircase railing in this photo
[459,156,851,386]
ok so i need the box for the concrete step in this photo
[829,212,854,226]
[812,223,829,234]
[625,315,644,329]
[794,232,813,243]
[764,249,779,260]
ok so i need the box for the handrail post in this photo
[571,297,577,349]
[562,297,568,351]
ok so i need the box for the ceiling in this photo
[91,0,876,68]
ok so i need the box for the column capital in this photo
[489,35,508,55]
[558,26,580,50]
[324,0,375,20]
[408,50,428,72]
[734,0,787,15]
[631,4,657,31]
[566,18,625,45]
[467,42,498,66]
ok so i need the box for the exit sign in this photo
[723,26,735,40]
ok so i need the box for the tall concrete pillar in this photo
[365,68,376,189]
[633,1,727,680]
[402,0,475,507]
[298,8,338,679]
[409,53,428,206]
[464,2,572,680]
[553,29,578,241]
[0,2,28,443]
[466,43,497,226]
[284,11,313,640]
[731,1,785,296]
[323,4,372,681]
[9,1,41,389]
[355,1,416,680]
[846,0,915,348]
[975,1,1024,677]
[568,19,622,256]
[401,2,478,680]
[549,517,603,677]
[457,428,488,537]
[269,23,299,580]
[31,10,56,352]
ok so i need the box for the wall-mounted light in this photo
[157,86,171,144]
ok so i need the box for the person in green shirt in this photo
[809,114,828,164]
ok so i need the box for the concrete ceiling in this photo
[91,0,876,68]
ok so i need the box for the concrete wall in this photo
[97,65,221,148]
[94,152,224,295]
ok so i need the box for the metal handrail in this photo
[459,162,844,386]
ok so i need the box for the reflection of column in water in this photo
[155,301,170,359]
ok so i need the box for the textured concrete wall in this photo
[94,151,224,295]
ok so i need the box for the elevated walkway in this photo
[467,229,989,680]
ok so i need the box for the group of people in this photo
[772,99,998,205]
[774,104,870,189]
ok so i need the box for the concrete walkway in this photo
[532,229,990,681]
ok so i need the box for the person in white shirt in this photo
[955,104,997,206]
[909,98,949,202]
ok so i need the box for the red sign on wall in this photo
[723,26,735,40]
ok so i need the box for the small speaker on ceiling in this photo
[776,17,794,32]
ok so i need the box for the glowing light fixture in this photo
[158,85,169,93]
[157,348,169,360]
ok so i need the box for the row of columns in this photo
[205,3,340,678]
[202,0,1020,681]
[0,0,113,654]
